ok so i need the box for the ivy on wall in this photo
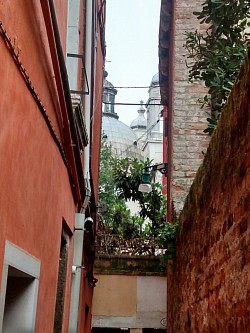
[184,0,250,134]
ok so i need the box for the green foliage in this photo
[112,202,144,240]
[112,157,167,239]
[185,0,250,134]
[156,221,179,248]
[156,221,179,261]
[98,141,124,227]
[98,141,146,239]
[98,143,178,261]
[204,113,218,135]
[111,157,149,202]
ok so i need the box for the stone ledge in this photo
[94,254,166,276]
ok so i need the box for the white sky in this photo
[104,0,161,126]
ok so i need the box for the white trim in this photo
[0,264,8,328]
[0,241,41,332]
[4,241,40,278]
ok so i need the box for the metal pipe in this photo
[67,0,94,331]
[49,0,88,207]
[40,0,84,208]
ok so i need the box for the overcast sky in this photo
[104,0,161,126]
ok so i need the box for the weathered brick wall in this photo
[172,0,209,212]
[167,51,250,332]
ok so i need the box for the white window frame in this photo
[0,241,40,332]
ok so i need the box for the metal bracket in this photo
[151,162,168,176]
[67,53,89,95]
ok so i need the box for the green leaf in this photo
[184,0,249,133]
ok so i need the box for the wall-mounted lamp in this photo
[138,162,168,193]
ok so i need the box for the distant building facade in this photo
[143,74,164,185]
[92,70,166,333]
[102,73,164,169]
[102,72,143,160]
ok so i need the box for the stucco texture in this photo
[92,274,166,329]
[0,1,75,332]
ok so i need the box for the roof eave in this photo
[158,0,173,106]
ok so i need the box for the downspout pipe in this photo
[40,2,93,332]
[40,0,84,208]
[69,184,91,333]
[83,0,94,184]
[89,0,95,159]
[48,0,87,206]
[68,0,94,331]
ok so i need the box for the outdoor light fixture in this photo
[138,167,152,193]
[138,162,168,193]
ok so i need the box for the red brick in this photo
[167,48,250,333]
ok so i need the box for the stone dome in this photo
[103,77,116,90]
[150,73,159,86]
[102,71,117,116]
[102,115,143,159]
[130,101,147,129]
[103,71,117,90]
[101,72,143,159]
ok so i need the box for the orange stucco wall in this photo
[54,0,68,56]
[0,0,104,331]
[0,0,64,138]
[0,1,76,331]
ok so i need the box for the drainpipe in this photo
[83,0,94,183]
[40,1,92,331]
[69,183,91,333]
[40,0,85,208]
[68,0,95,331]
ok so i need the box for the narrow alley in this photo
[0,1,249,332]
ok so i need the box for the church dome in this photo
[102,71,118,116]
[101,72,143,159]
[130,101,147,129]
[102,115,143,159]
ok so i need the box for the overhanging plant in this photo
[98,145,180,258]
[184,0,250,134]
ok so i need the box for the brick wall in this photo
[171,0,209,212]
[167,51,250,332]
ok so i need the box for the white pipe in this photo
[69,184,91,332]
[68,0,94,331]
[69,213,85,333]
[83,0,93,180]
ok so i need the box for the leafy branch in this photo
[98,140,179,261]
[184,0,250,134]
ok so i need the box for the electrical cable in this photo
[111,85,162,89]
[102,101,162,106]
[116,110,163,157]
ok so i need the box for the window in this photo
[0,241,40,332]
